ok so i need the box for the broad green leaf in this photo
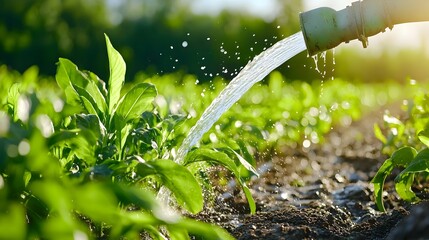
[114,83,157,125]
[105,34,126,115]
[109,212,162,239]
[74,84,106,119]
[74,114,106,139]
[173,218,235,240]
[56,58,80,105]
[390,146,417,166]
[56,58,107,116]
[184,148,256,214]
[418,129,429,147]
[407,148,429,167]
[371,147,417,211]
[394,148,429,202]
[167,227,189,240]
[395,172,418,202]
[78,93,98,116]
[73,183,119,224]
[30,181,72,221]
[49,129,97,166]
[83,70,108,100]
[110,184,159,211]
[371,158,394,212]
[136,160,203,214]
[0,203,26,240]
[184,149,238,176]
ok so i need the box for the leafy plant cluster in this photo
[0,35,237,239]
[147,71,405,158]
[372,80,429,211]
[0,34,413,238]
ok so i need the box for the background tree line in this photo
[0,0,428,83]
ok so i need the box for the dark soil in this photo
[196,105,429,240]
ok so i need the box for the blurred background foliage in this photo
[0,0,429,83]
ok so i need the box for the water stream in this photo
[175,31,307,163]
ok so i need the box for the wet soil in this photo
[196,105,429,239]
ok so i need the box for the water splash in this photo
[176,32,307,163]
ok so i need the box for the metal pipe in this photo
[300,0,429,56]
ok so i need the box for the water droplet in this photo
[182,41,188,47]
[206,37,211,41]
[18,139,30,156]
[36,115,54,137]
[303,139,311,148]
[201,66,206,70]
[170,46,174,49]
[17,96,30,123]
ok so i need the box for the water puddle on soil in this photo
[176,31,307,163]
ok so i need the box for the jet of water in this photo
[176,31,307,163]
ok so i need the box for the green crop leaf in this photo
[395,172,418,202]
[184,148,256,214]
[371,146,417,211]
[241,182,256,214]
[418,129,429,147]
[184,149,238,176]
[105,34,126,115]
[394,148,429,202]
[56,58,107,118]
[231,148,259,177]
[391,146,418,166]
[172,218,235,240]
[114,83,157,127]
[371,158,394,212]
[136,160,203,214]
[0,203,26,240]
[73,183,120,224]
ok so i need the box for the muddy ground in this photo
[196,105,429,240]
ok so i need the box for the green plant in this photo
[372,80,429,211]
[0,35,234,239]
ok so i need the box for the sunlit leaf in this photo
[371,158,394,212]
[56,58,107,117]
[136,160,203,214]
[184,148,256,214]
[395,172,418,202]
[114,83,157,125]
[390,146,417,166]
[241,182,256,214]
[0,203,26,240]
[105,34,126,115]
[418,129,429,147]
[173,218,235,240]
[73,183,119,223]
[393,148,429,202]
[231,148,259,177]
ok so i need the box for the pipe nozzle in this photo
[299,0,392,56]
[300,0,429,56]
